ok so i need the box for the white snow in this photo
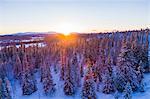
[10,68,150,99]
[3,32,150,99]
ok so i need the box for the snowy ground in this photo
[11,54,150,98]
[132,74,150,99]
[11,69,150,99]
[9,32,150,99]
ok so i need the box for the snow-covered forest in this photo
[0,29,150,99]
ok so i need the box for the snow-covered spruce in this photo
[114,91,119,99]
[102,53,115,94]
[0,78,2,99]
[13,54,22,80]
[63,74,75,96]
[0,77,12,99]
[63,59,75,96]
[123,82,132,99]
[70,52,81,88]
[22,54,37,95]
[115,39,141,92]
[41,62,56,95]
[22,70,37,95]
[82,67,96,99]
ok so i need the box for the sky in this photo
[0,0,149,34]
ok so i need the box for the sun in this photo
[63,32,70,36]
[57,23,74,36]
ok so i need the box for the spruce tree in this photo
[0,78,2,99]
[123,82,132,99]
[142,31,149,72]
[82,74,96,99]
[63,74,75,96]
[40,61,46,82]
[138,79,145,92]
[0,77,12,99]
[60,48,66,80]
[102,54,114,94]
[0,62,6,80]
[42,63,56,95]
[13,54,22,79]
[22,70,37,95]
[22,54,37,95]
[70,53,81,88]
[3,78,12,99]
[114,91,119,99]
[115,39,139,91]
[63,60,75,96]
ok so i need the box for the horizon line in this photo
[0,28,149,36]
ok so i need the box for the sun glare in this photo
[57,23,74,36]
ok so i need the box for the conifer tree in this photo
[3,78,12,99]
[114,91,119,99]
[0,77,12,99]
[80,63,84,78]
[0,62,6,80]
[82,74,96,99]
[63,60,75,96]
[22,54,37,95]
[123,82,132,99]
[13,54,22,79]
[70,52,81,88]
[0,78,2,98]
[102,53,114,94]
[115,39,139,91]
[64,74,75,96]
[139,79,145,92]
[41,62,56,95]
[142,31,149,72]
[60,48,66,80]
